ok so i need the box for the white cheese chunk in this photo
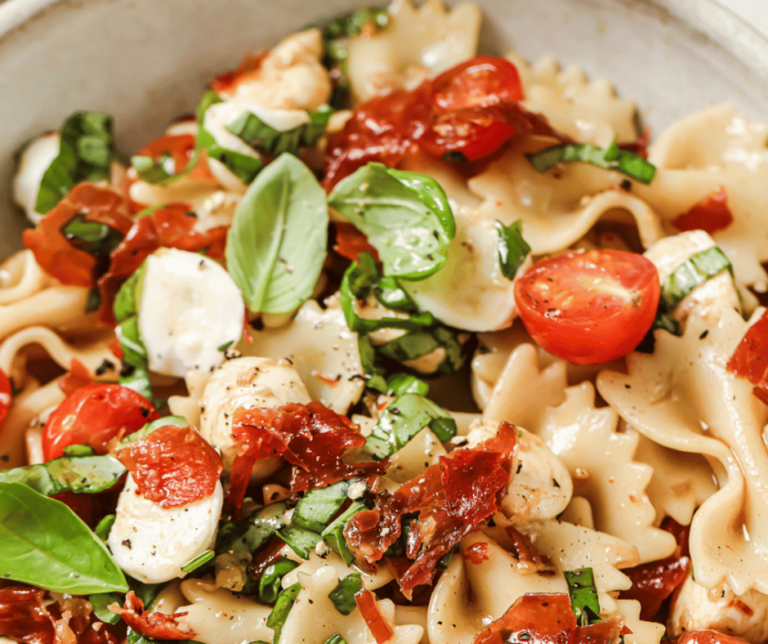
[13,132,60,225]
[109,474,223,584]
[138,248,244,378]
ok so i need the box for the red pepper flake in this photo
[472,593,624,644]
[354,590,395,644]
[228,402,385,516]
[677,631,753,644]
[109,591,192,641]
[463,542,490,564]
[116,424,223,508]
[333,223,380,263]
[59,358,94,397]
[672,186,734,235]
[726,308,768,406]
[345,422,517,592]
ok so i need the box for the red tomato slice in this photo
[419,108,516,162]
[672,186,733,235]
[0,369,10,429]
[431,55,524,112]
[677,632,752,644]
[42,384,160,461]
[514,249,660,365]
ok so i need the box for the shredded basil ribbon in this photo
[35,111,118,214]
[0,454,126,497]
[660,246,734,311]
[495,219,531,280]
[259,557,300,604]
[216,501,287,555]
[266,582,302,643]
[328,573,363,615]
[323,636,349,644]
[525,139,656,184]
[564,567,601,626]
[180,549,215,574]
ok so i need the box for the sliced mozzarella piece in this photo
[669,576,768,643]
[644,230,741,326]
[241,299,364,414]
[199,356,311,473]
[13,132,60,225]
[108,474,223,584]
[138,248,244,378]
[467,418,572,524]
[403,203,531,332]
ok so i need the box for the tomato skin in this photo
[42,384,160,461]
[136,131,216,185]
[419,108,516,162]
[672,186,733,235]
[514,249,660,365]
[0,368,10,428]
[431,55,524,111]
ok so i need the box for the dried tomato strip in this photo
[726,308,768,405]
[672,186,734,235]
[333,222,380,263]
[109,591,193,641]
[59,358,94,397]
[116,424,222,508]
[354,590,395,644]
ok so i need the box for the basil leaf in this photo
[0,482,129,594]
[216,501,287,555]
[117,416,188,449]
[495,219,531,280]
[266,582,302,644]
[197,127,264,184]
[376,326,466,375]
[276,524,323,559]
[0,454,126,496]
[95,514,116,543]
[35,111,118,214]
[358,335,388,393]
[226,105,333,158]
[661,246,734,312]
[328,573,362,616]
[181,549,215,573]
[323,637,349,644]
[321,502,366,567]
[89,592,123,624]
[564,567,601,626]
[386,373,429,397]
[131,154,177,184]
[525,139,656,185]
[365,393,456,459]
[259,557,300,604]
[293,480,350,534]
[197,90,224,122]
[63,444,95,456]
[61,212,124,259]
[226,154,328,314]
[328,163,455,280]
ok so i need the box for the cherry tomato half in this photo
[431,56,524,113]
[42,384,160,461]
[419,108,516,162]
[514,249,660,365]
[0,369,11,428]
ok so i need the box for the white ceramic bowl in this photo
[0,0,767,258]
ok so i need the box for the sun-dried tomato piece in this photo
[354,590,395,644]
[116,424,222,508]
[229,402,385,515]
[463,542,490,564]
[22,183,132,287]
[97,203,228,325]
[672,187,733,235]
[473,593,623,644]
[618,127,651,160]
[333,223,380,263]
[726,308,768,406]
[59,358,94,397]
[676,631,752,644]
[135,131,216,185]
[0,368,11,428]
[346,422,517,591]
[109,591,193,641]
[504,525,556,575]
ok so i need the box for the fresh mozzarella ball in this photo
[669,576,768,643]
[644,230,741,326]
[108,474,223,584]
[467,418,573,523]
[198,356,311,473]
[13,132,60,225]
[136,248,244,378]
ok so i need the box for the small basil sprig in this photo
[216,501,287,555]
[181,549,215,574]
[660,246,733,311]
[226,105,333,158]
[564,567,601,626]
[267,582,302,644]
[365,393,457,459]
[277,524,323,559]
[35,111,118,214]
[0,454,126,496]
[328,573,362,616]
[291,479,351,534]
[0,482,129,594]
[495,219,531,280]
[226,153,328,314]
[323,637,349,644]
[329,163,455,280]
[525,139,656,184]
[321,502,365,566]
[259,557,299,604]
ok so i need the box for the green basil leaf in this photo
[226,153,328,314]
[89,592,123,625]
[197,90,225,122]
[328,163,455,280]
[131,154,176,184]
[117,416,188,449]
[63,444,95,457]
[328,573,362,616]
[525,140,656,185]
[266,582,302,644]
[0,482,129,594]
[216,501,287,555]
[127,627,204,644]
[321,6,389,42]
[259,557,300,604]
[181,549,215,574]
[197,127,264,185]
[386,373,429,397]
[437,546,456,569]
[276,524,323,559]
[35,111,118,214]
[226,105,333,158]
[357,335,388,393]
[95,514,116,543]
[323,636,349,644]
[321,502,366,567]
[365,393,456,459]
[0,454,126,496]
[661,246,734,312]
[376,326,466,375]
[564,567,601,626]
[495,219,530,280]
[61,212,124,258]
[292,480,350,534]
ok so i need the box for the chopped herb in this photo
[660,246,733,311]
[276,524,323,559]
[495,219,531,280]
[266,582,302,644]
[328,573,363,615]
[180,549,215,573]
[564,567,601,626]
[259,557,299,604]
